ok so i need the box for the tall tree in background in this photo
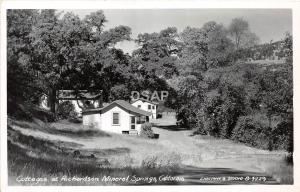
[228,18,259,50]
[179,21,234,77]
[132,27,180,80]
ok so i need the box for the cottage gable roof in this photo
[82,100,152,116]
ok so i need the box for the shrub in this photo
[232,113,293,151]
[57,101,77,119]
[140,122,154,138]
[7,101,33,121]
[271,119,293,151]
[157,113,163,119]
[7,100,56,122]
[193,83,246,138]
[231,114,272,150]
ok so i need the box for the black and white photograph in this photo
[1,1,299,190]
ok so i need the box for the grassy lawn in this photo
[7,117,293,185]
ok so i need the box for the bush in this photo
[140,122,154,138]
[57,101,77,119]
[194,85,245,138]
[231,114,272,150]
[7,100,56,122]
[232,114,293,151]
[271,119,293,151]
[157,113,163,119]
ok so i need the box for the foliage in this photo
[7,10,43,104]
[232,33,292,62]
[179,22,234,76]
[7,10,293,153]
[7,101,56,122]
[168,75,205,128]
[190,61,292,151]
[109,84,130,102]
[195,83,246,137]
[231,114,273,150]
[271,114,293,152]
[228,18,259,50]
[140,122,154,138]
[132,27,180,79]
[8,9,133,113]
[231,113,292,151]
[57,101,77,119]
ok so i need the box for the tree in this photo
[7,10,42,104]
[180,26,208,75]
[170,75,205,128]
[28,10,132,113]
[281,32,293,64]
[204,22,235,67]
[132,27,180,79]
[228,18,259,50]
[179,22,234,77]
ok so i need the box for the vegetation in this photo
[57,101,77,119]
[8,9,293,152]
[140,123,154,138]
[176,33,293,153]
[7,9,293,184]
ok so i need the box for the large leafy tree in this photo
[9,10,132,113]
[7,10,41,104]
[179,21,234,77]
[132,27,180,80]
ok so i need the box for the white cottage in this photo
[82,100,152,135]
[131,98,158,119]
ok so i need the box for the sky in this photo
[64,9,292,54]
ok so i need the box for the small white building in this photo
[39,90,101,117]
[82,100,151,135]
[131,98,158,119]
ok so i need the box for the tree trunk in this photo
[268,115,272,129]
[98,94,103,108]
[49,88,57,114]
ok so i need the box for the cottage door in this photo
[130,116,136,130]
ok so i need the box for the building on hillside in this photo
[131,98,158,119]
[39,90,102,117]
[82,100,151,135]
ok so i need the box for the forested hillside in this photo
[8,10,293,153]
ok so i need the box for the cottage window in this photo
[152,105,155,109]
[112,112,120,125]
[148,105,151,110]
[137,116,146,124]
[138,105,141,108]
[130,116,136,130]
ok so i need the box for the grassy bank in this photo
[7,120,182,186]
[7,117,293,185]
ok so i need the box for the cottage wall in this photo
[83,104,149,134]
[83,113,101,129]
[101,106,130,134]
[132,100,157,119]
